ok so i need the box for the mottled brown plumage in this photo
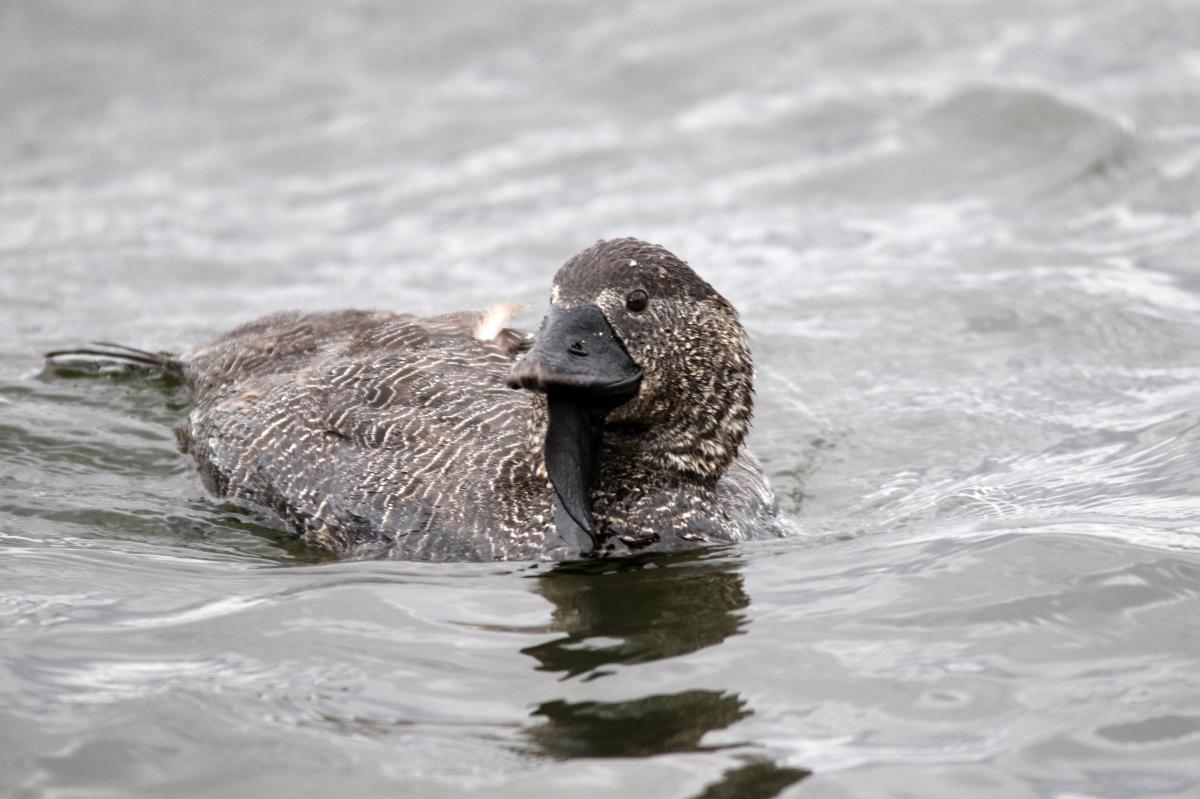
[57,238,790,560]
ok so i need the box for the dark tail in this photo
[44,341,185,377]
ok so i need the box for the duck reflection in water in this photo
[523,549,748,678]
[522,551,808,797]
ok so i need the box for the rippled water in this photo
[3,1,1200,796]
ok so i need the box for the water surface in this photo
[2,1,1200,796]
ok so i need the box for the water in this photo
[2,0,1199,796]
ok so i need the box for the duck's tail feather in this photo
[44,341,185,377]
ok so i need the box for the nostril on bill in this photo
[568,340,588,357]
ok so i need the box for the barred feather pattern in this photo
[175,309,559,560]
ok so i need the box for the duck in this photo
[47,238,790,561]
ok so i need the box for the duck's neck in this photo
[608,343,756,488]
[596,422,733,489]
[585,431,733,550]
[524,366,754,491]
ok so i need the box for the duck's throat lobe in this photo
[544,393,611,557]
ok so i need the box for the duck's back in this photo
[175,310,552,560]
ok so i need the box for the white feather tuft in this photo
[473,304,522,342]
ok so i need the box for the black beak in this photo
[507,304,643,401]
[506,305,642,558]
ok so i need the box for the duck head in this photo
[508,238,755,557]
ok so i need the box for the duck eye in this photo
[625,289,649,313]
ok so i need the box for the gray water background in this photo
[2,1,1200,796]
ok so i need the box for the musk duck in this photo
[47,238,790,560]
